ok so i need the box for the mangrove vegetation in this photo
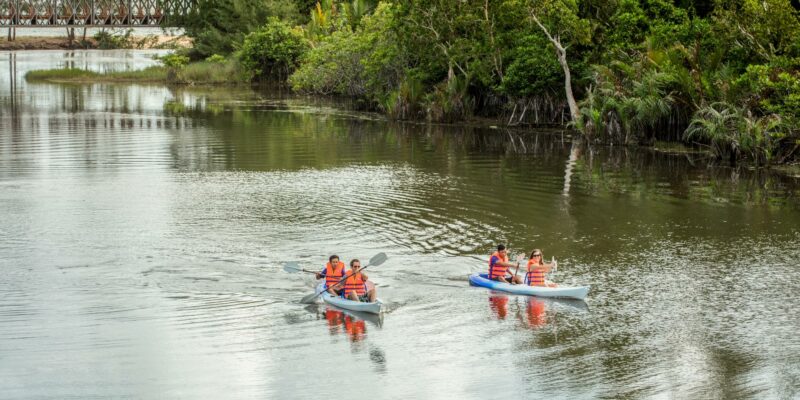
[27,0,800,165]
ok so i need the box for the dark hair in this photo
[329,255,339,263]
[350,259,360,267]
[497,244,506,251]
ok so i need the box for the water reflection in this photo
[1,51,799,399]
[314,306,387,374]
[487,293,589,332]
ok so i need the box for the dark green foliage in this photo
[239,18,308,82]
[500,34,572,98]
[176,0,800,163]
[179,0,300,58]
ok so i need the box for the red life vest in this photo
[488,251,509,279]
[344,272,367,297]
[324,261,346,288]
[526,259,546,286]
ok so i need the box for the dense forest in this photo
[174,0,800,165]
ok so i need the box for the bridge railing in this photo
[0,0,193,26]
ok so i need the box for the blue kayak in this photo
[469,273,590,300]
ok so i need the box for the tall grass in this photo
[176,60,246,84]
[24,60,247,85]
[25,67,169,83]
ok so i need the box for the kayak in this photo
[317,284,383,315]
[469,273,590,300]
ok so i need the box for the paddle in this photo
[300,252,388,304]
[283,262,318,275]
[511,253,524,285]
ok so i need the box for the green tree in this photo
[179,0,301,58]
[239,17,309,81]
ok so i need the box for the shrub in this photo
[161,54,190,69]
[205,54,226,63]
[238,17,308,82]
[93,29,134,49]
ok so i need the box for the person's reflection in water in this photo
[344,315,367,342]
[488,294,509,320]
[322,308,368,343]
[324,309,344,335]
[526,298,547,328]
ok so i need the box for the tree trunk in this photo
[530,13,580,124]
[557,49,579,124]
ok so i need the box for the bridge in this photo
[0,0,193,28]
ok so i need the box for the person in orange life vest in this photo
[343,259,377,303]
[316,255,347,295]
[525,249,557,287]
[488,244,523,284]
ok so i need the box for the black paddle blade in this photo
[368,252,388,267]
[283,262,301,273]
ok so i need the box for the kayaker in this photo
[343,259,377,302]
[488,244,523,284]
[525,249,557,287]
[316,255,346,295]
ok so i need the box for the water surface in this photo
[1,50,799,399]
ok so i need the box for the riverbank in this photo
[0,35,190,50]
[25,60,243,85]
[19,60,800,170]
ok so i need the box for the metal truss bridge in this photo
[1,0,193,27]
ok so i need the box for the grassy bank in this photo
[25,67,168,83]
[25,60,245,85]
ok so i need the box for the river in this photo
[1,50,798,399]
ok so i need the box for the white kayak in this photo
[469,273,590,300]
[317,284,383,315]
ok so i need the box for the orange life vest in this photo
[344,272,366,297]
[526,259,546,286]
[324,261,346,288]
[488,251,509,279]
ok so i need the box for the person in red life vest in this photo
[315,255,347,295]
[525,249,557,287]
[343,259,377,302]
[488,244,523,284]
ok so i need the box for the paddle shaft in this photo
[284,264,319,275]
